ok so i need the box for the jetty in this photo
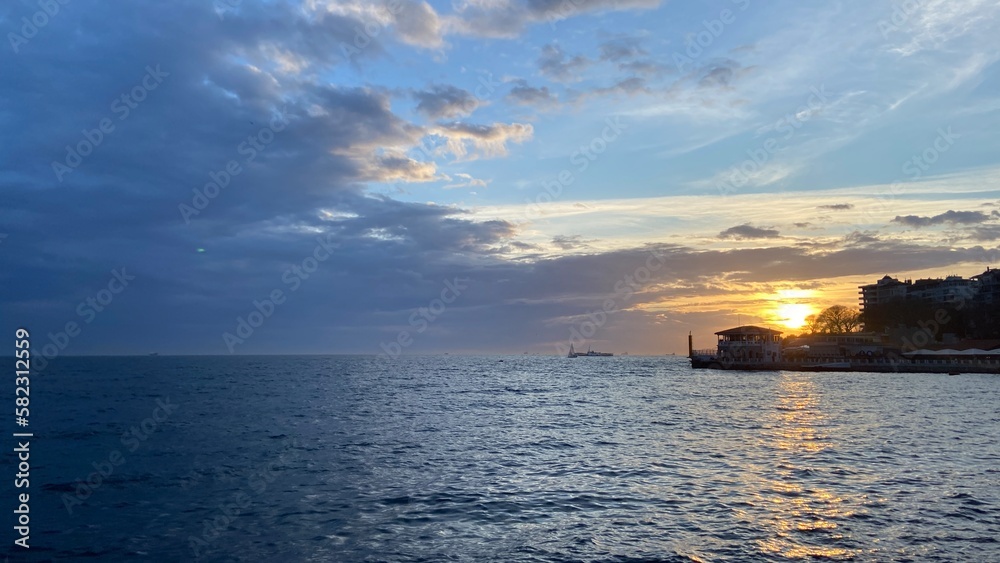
[688,325,1000,374]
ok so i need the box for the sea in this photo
[6,355,999,562]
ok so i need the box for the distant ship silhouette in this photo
[567,344,613,357]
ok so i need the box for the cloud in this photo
[590,77,650,96]
[363,152,440,183]
[0,0,542,355]
[413,84,481,119]
[843,231,880,246]
[598,37,648,62]
[447,0,662,39]
[442,173,489,190]
[616,59,672,76]
[572,77,651,103]
[719,224,781,239]
[551,235,590,250]
[892,210,993,227]
[306,0,444,48]
[538,44,591,82]
[5,0,1000,357]
[885,0,1000,56]
[393,0,446,48]
[431,121,534,160]
[694,59,752,90]
[505,80,559,108]
[532,38,666,103]
[818,203,854,210]
[970,225,1000,241]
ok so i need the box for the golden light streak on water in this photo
[748,374,864,560]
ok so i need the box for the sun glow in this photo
[765,290,818,330]
[776,303,814,330]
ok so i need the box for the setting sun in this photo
[775,303,816,331]
[757,290,819,331]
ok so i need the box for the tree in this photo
[806,305,861,334]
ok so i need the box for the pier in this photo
[689,325,1000,374]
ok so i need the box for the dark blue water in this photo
[7,356,999,561]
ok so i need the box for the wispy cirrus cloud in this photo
[443,173,489,190]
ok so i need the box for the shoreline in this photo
[690,356,1000,374]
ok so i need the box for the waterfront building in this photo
[859,269,997,311]
[785,332,884,358]
[908,275,975,304]
[972,267,1000,305]
[859,267,1000,341]
[714,326,783,362]
[858,275,911,309]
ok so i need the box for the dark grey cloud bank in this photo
[719,224,780,239]
[892,210,993,228]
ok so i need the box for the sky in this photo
[2,0,1000,356]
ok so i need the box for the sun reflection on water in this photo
[742,374,863,560]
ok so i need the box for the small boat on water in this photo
[567,344,613,358]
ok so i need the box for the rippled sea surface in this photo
[13,355,1000,561]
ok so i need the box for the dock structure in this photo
[689,325,1000,374]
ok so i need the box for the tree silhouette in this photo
[805,305,862,334]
